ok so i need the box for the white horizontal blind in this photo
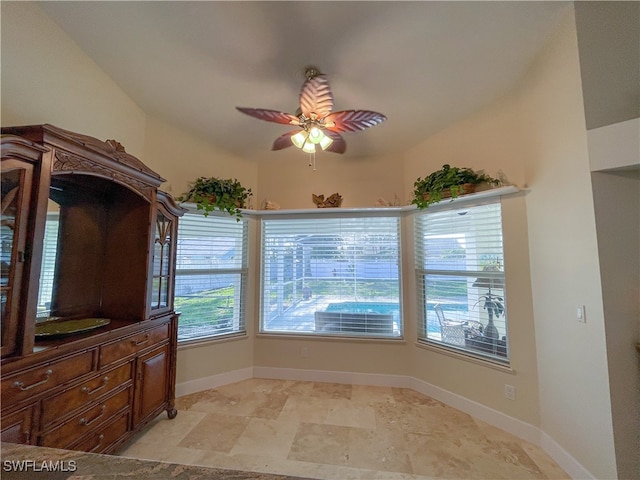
[261,216,402,338]
[414,201,508,363]
[36,213,60,320]
[175,213,248,342]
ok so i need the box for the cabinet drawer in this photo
[2,350,95,404]
[69,411,129,454]
[40,387,131,449]
[99,324,169,368]
[1,406,34,444]
[41,362,132,426]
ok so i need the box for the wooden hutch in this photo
[0,124,184,454]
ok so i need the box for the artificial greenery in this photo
[178,177,252,219]
[412,164,501,209]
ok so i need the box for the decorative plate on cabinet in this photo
[35,318,110,337]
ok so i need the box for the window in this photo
[261,215,402,338]
[37,210,60,320]
[175,212,248,342]
[414,201,508,363]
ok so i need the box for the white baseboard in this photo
[175,366,253,397]
[540,431,596,480]
[410,376,541,445]
[175,366,592,479]
[253,366,411,388]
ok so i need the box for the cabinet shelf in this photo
[1,125,183,454]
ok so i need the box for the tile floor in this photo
[118,378,570,479]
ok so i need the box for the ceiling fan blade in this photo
[324,110,387,133]
[236,107,300,125]
[271,131,298,151]
[299,74,334,120]
[323,130,347,154]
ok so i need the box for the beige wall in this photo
[143,116,259,202]
[0,3,259,388]
[402,83,539,425]
[2,3,623,476]
[404,93,526,190]
[257,152,405,210]
[591,170,640,480]
[0,2,147,158]
[401,11,619,476]
[517,12,616,478]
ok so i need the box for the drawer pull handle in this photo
[13,369,53,391]
[81,376,109,395]
[79,405,106,427]
[132,334,150,346]
[89,434,105,453]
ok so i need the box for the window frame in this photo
[413,198,509,365]
[259,211,404,340]
[175,208,249,344]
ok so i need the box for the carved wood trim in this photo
[54,150,154,202]
[48,125,163,182]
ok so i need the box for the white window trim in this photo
[175,185,518,348]
[175,207,249,344]
[259,213,404,339]
[413,199,510,365]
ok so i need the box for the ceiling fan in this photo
[236,67,387,158]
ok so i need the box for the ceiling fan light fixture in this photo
[291,131,308,149]
[302,141,316,154]
[308,127,324,144]
[236,66,387,166]
[319,135,333,150]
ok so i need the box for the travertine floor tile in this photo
[351,384,396,405]
[231,417,299,458]
[521,443,572,480]
[128,410,207,446]
[325,398,377,429]
[347,425,412,473]
[279,395,330,424]
[119,441,205,465]
[288,423,352,465]
[311,381,352,400]
[118,379,569,480]
[178,412,250,453]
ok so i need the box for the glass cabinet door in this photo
[1,162,34,357]
[150,210,174,313]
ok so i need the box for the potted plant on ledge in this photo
[412,164,501,209]
[177,177,252,220]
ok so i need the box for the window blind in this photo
[175,213,248,342]
[36,213,60,319]
[261,215,402,338]
[414,201,508,363]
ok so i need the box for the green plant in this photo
[178,177,252,219]
[411,164,501,209]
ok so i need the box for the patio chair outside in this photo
[434,303,466,346]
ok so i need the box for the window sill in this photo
[415,341,514,374]
[178,332,248,350]
[257,332,407,345]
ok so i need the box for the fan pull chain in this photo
[308,152,317,171]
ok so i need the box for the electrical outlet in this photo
[504,384,516,401]
[301,347,309,358]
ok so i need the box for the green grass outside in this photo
[175,286,235,328]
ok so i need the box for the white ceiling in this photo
[38,1,572,161]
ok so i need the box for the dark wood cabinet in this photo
[0,406,34,444]
[135,344,171,424]
[0,125,184,453]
